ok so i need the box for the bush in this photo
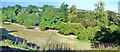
[77,26,100,40]
[106,25,118,32]
[39,21,51,31]
[58,22,85,36]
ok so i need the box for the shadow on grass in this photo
[0,28,40,50]
[1,28,119,52]
[1,46,38,52]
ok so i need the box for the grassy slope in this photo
[2,23,91,50]
[0,10,1,23]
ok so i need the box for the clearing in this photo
[2,23,91,50]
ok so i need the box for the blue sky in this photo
[0,0,119,13]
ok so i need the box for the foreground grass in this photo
[1,23,119,50]
[0,40,34,50]
[2,23,91,50]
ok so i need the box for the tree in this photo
[94,1,108,26]
[25,5,39,14]
[92,25,119,43]
[68,5,78,23]
[58,22,85,36]
[16,12,25,25]
[39,5,54,30]
[107,10,120,26]
[23,13,37,29]
[39,5,66,30]
[16,11,39,29]
[2,15,7,23]
[4,6,16,22]
[77,26,100,40]
[14,5,21,15]
[81,19,90,29]
[59,3,69,21]
[1,5,20,23]
[23,17,34,29]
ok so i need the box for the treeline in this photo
[2,5,41,28]
[1,1,120,45]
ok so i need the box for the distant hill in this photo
[76,9,95,13]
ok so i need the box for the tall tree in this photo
[68,5,78,23]
[94,1,108,26]
[14,5,21,15]
[107,10,120,26]
[16,12,25,24]
[59,3,69,21]
[25,5,39,14]
[4,6,16,22]
[1,5,21,23]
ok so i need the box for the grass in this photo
[0,10,2,23]
[0,40,34,50]
[2,23,91,50]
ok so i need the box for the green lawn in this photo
[2,23,91,50]
[0,10,2,23]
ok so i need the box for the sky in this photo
[0,0,119,13]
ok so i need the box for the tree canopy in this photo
[1,1,120,44]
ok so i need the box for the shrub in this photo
[106,25,118,32]
[58,22,85,36]
[39,21,51,31]
[77,26,100,40]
